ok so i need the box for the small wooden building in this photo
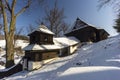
[23,24,59,70]
[65,18,109,42]
[23,24,79,70]
[28,25,54,45]
[65,26,98,42]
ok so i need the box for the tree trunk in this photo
[5,36,15,68]
[0,0,15,68]
[1,0,30,68]
[5,17,16,68]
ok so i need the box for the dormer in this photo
[28,23,55,45]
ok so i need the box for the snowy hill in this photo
[2,35,120,80]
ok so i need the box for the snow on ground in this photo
[4,53,78,80]
[0,40,29,49]
[0,40,5,48]
[15,40,29,49]
[0,40,28,70]
[56,66,120,80]
[0,65,5,69]
[2,34,120,80]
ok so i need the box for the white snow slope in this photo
[2,34,120,80]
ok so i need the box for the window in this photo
[44,36,48,41]
[35,53,40,61]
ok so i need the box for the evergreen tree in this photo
[113,14,120,32]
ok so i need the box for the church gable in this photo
[72,18,88,30]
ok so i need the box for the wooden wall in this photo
[98,29,109,40]
[25,50,59,61]
[65,27,97,42]
[59,47,69,57]
[29,31,54,45]
[42,52,58,60]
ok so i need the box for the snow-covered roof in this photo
[66,25,88,34]
[65,18,103,34]
[65,18,90,34]
[23,37,80,51]
[23,44,61,51]
[71,18,88,29]
[87,23,102,29]
[29,24,55,35]
[54,37,80,48]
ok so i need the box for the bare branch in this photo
[11,0,17,13]
[98,0,112,10]
[27,24,36,33]
[36,19,42,25]
[5,0,12,13]
[61,22,69,33]
[98,0,120,14]
[1,1,9,36]
[44,0,66,37]
[98,0,119,10]
[15,0,31,17]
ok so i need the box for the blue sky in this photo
[16,0,117,36]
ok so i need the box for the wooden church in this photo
[65,18,109,42]
[23,23,79,70]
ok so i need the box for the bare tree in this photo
[0,24,3,35]
[36,19,42,25]
[0,24,3,40]
[98,0,112,9]
[14,27,23,43]
[98,0,120,13]
[44,0,66,37]
[0,0,31,68]
[0,0,45,68]
[27,24,36,34]
[61,22,69,33]
[98,0,120,33]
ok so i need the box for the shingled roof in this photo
[28,24,55,35]
[23,37,80,51]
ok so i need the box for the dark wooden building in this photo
[23,24,80,70]
[23,24,60,70]
[98,29,109,40]
[28,25,54,45]
[65,18,109,42]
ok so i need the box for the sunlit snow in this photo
[1,34,120,80]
